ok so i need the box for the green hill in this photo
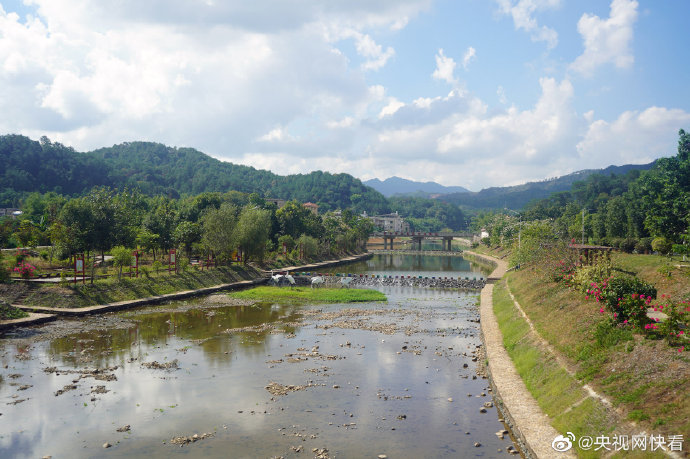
[0,135,389,214]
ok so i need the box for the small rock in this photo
[378,455,388,459]
[447,398,453,402]
[103,443,111,448]
[474,442,481,447]
[333,385,340,389]
[479,407,487,413]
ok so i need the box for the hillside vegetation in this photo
[0,135,389,214]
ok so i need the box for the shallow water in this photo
[0,255,517,458]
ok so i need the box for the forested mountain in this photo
[438,162,656,210]
[0,135,113,205]
[0,135,389,214]
[364,176,470,197]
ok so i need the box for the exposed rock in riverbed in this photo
[170,432,214,446]
[141,359,179,370]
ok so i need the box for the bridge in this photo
[371,231,476,251]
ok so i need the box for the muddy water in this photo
[0,254,517,458]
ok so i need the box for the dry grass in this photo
[507,264,690,440]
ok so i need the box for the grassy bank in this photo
[229,286,386,303]
[502,255,689,447]
[492,280,617,458]
[15,265,260,308]
[0,301,29,320]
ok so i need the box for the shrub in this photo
[0,252,9,283]
[600,275,657,308]
[13,262,36,279]
[652,237,672,255]
[620,238,637,254]
[651,295,689,346]
[612,293,653,328]
[178,257,190,272]
[570,259,612,293]
[587,275,657,328]
[635,238,652,254]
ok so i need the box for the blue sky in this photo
[1,0,688,191]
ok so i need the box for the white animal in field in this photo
[311,276,324,288]
[340,277,354,288]
[270,274,284,286]
[285,274,295,287]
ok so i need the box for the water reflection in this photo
[0,253,516,459]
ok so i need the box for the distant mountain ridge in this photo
[364,176,470,197]
[438,162,657,210]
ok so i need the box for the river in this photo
[0,252,519,458]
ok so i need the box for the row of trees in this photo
[1,188,374,266]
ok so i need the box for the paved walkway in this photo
[0,312,56,331]
[465,251,574,458]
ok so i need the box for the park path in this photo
[465,251,575,458]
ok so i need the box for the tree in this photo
[201,203,238,262]
[111,246,133,280]
[276,201,312,238]
[297,234,319,260]
[136,228,160,259]
[174,221,201,257]
[234,207,271,263]
[56,198,95,256]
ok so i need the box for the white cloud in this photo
[345,30,396,71]
[495,0,560,49]
[432,48,457,84]
[0,0,428,153]
[379,98,406,118]
[577,106,690,165]
[462,46,476,70]
[570,0,638,76]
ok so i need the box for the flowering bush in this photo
[613,293,653,328]
[13,262,36,279]
[586,275,657,328]
[551,258,578,284]
[651,295,689,346]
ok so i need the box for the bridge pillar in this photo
[412,236,423,251]
[384,236,395,250]
[443,236,453,251]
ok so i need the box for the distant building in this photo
[0,208,22,218]
[369,211,410,233]
[303,202,319,215]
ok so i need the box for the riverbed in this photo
[0,253,519,458]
